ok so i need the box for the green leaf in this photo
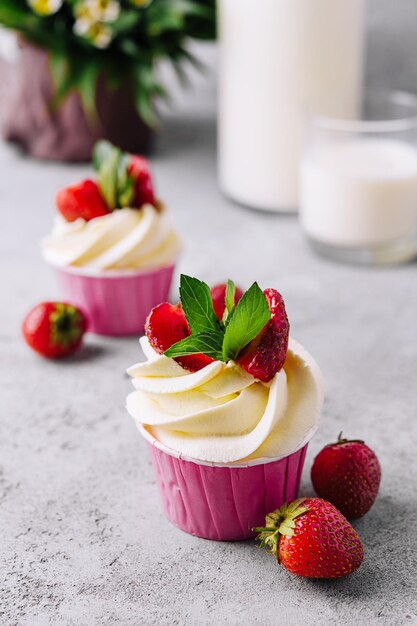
[222,282,270,361]
[131,63,167,128]
[165,332,224,361]
[76,62,100,125]
[223,279,236,323]
[116,153,136,207]
[92,140,116,171]
[111,10,141,37]
[93,142,122,210]
[179,275,222,335]
[48,50,74,109]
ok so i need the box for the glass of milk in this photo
[300,91,417,264]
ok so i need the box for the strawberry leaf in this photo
[179,275,223,335]
[222,282,270,361]
[165,332,224,361]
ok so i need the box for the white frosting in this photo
[42,205,181,272]
[126,336,324,464]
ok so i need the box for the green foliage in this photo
[0,0,216,126]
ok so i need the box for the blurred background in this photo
[2,0,417,145]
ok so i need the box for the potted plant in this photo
[0,0,215,161]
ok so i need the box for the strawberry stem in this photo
[254,498,308,560]
[336,432,365,446]
[50,304,84,348]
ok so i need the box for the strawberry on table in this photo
[56,180,109,222]
[311,434,382,519]
[237,288,289,382]
[22,302,87,359]
[255,497,364,579]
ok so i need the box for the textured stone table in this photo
[2,25,417,626]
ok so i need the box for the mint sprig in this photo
[223,279,236,323]
[164,275,271,364]
[164,332,224,361]
[222,282,270,361]
[179,275,223,335]
[92,140,136,210]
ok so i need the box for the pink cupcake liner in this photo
[55,264,175,336]
[139,426,311,541]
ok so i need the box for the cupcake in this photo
[42,141,182,336]
[126,276,324,541]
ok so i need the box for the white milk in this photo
[218,0,364,212]
[300,139,417,247]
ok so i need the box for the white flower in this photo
[73,18,91,37]
[27,0,63,15]
[89,22,113,48]
[73,18,113,49]
[74,0,120,24]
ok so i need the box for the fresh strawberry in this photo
[128,155,156,208]
[237,288,289,382]
[255,497,363,579]
[145,302,214,372]
[22,302,87,359]
[210,283,244,320]
[311,434,381,519]
[56,179,110,222]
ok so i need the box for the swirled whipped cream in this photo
[126,336,324,464]
[42,204,181,272]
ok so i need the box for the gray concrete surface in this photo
[2,5,417,624]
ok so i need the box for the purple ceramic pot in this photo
[2,40,154,162]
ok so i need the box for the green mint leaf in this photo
[179,275,222,335]
[92,140,117,172]
[223,278,236,323]
[222,282,270,361]
[116,153,136,208]
[165,332,224,361]
[93,141,122,210]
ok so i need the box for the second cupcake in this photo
[42,141,182,336]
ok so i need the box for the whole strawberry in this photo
[311,434,381,519]
[255,497,363,578]
[22,302,87,359]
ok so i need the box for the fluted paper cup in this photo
[54,264,175,336]
[138,424,316,542]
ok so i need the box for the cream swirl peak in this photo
[42,204,181,271]
[126,336,324,464]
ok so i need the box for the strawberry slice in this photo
[210,283,244,321]
[145,302,214,372]
[56,179,110,222]
[128,155,156,208]
[237,288,289,382]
